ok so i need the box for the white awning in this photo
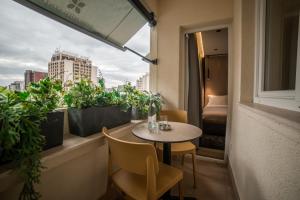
[14,0,148,50]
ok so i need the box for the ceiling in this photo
[201,28,228,55]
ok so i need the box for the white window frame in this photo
[254,0,300,112]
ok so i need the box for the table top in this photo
[132,122,202,143]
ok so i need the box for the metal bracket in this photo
[124,46,158,65]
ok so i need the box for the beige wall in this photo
[0,144,108,200]
[229,0,300,200]
[151,0,233,109]
[0,111,139,200]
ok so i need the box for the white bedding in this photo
[202,105,228,124]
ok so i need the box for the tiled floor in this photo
[103,156,236,200]
[171,156,235,200]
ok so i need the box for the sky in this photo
[0,0,150,88]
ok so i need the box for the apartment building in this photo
[136,72,149,91]
[8,81,25,91]
[24,70,47,88]
[48,50,98,86]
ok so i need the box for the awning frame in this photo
[13,0,158,65]
[124,46,157,64]
[13,0,126,51]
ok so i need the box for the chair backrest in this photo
[160,110,187,123]
[102,128,159,176]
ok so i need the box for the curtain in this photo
[187,33,203,145]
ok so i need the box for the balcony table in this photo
[132,121,202,200]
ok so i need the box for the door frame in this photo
[179,22,233,162]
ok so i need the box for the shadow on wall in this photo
[240,164,265,200]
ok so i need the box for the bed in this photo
[202,105,227,124]
[202,95,228,124]
[201,95,228,150]
[202,96,228,124]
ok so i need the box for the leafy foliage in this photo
[64,79,98,109]
[28,77,62,111]
[63,80,163,116]
[0,78,63,200]
[64,79,130,110]
[122,83,163,116]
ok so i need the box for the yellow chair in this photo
[103,128,184,200]
[158,110,197,188]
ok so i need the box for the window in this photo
[255,0,300,111]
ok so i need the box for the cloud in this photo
[0,0,150,88]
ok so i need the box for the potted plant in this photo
[122,83,149,120]
[95,88,131,129]
[28,78,64,150]
[0,87,48,199]
[123,83,163,120]
[64,79,131,137]
[64,79,98,137]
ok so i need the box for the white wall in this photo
[229,0,300,200]
[148,0,300,199]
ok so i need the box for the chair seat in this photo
[158,142,196,154]
[112,162,183,200]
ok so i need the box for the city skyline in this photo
[0,0,150,88]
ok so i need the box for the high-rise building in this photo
[9,81,25,91]
[24,70,48,88]
[48,50,98,86]
[136,73,149,91]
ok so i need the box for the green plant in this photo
[28,77,62,112]
[64,79,98,109]
[0,87,46,200]
[0,78,63,200]
[122,83,163,116]
[64,79,130,111]
[95,81,130,111]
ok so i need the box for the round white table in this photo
[132,122,202,200]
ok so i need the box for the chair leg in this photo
[192,151,196,188]
[178,180,184,200]
[181,154,185,166]
[157,150,162,162]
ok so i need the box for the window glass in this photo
[264,0,299,91]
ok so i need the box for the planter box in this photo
[68,106,131,137]
[131,107,147,120]
[41,111,64,150]
[102,106,131,129]
[0,111,64,164]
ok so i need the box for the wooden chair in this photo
[158,110,197,188]
[103,128,183,200]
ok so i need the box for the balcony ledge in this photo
[0,121,142,193]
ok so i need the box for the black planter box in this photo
[102,106,131,129]
[68,106,131,137]
[41,111,64,150]
[0,111,64,166]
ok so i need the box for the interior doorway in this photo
[185,27,229,160]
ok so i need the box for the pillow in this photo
[207,95,228,106]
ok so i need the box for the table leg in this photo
[163,143,171,165]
